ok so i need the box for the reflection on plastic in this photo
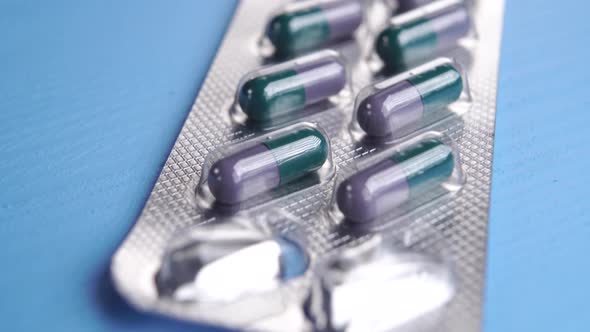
[306,236,455,332]
[156,221,309,303]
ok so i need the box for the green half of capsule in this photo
[407,61,463,113]
[265,127,329,184]
[237,54,347,122]
[389,138,454,193]
[375,1,470,72]
[266,0,363,58]
[238,68,304,122]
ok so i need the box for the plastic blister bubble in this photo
[329,131,464,229]
[350,57,472,142]
[259,0,365,59]
[111,0,505,330]
[231,50,354,130]
[195,122,335,214]
[368,0,476,74]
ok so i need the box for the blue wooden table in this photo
[1,1,589,331]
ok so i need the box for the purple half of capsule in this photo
[428,1,471,53]
[356,80,424,137]
[208,144,280,205]
[336,159,410,223]
[321,0,364,42]
[294,56,348,106]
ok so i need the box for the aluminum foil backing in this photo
[111,1,505,331]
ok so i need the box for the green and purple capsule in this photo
[238,51,347,122]
[356,58,463,137]
[376,0,470,72]
[336,138,454,223]
[265,0,363,58]
[208,126,329,205]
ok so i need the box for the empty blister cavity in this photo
[196,122,334,211]
[375,0,471,72]
[261,0,363,58]
[352,57,471,140]
[331,132,464,226]
[305,229,455,332]
[233,50,351,126]
[156,218,309,303]
[155,211,310,326]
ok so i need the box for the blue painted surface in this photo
[486,0,590,331]
[0,1,236,331]
[1,0,589,331]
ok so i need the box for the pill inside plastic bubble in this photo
[109,0,504,330]
[156,216,309,304]
[376,0,471,73]
[328,132,465,230]
[305,233,455,332]
[263,0,363,58]
[234,50,350,124]
[349,57,473,143]
[195,122,336,213]
[336,137,454,223]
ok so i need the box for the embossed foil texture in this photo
[111,1,504,331]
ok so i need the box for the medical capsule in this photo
[336,138,453,223]
[356,58,462,137]
[376,0,470,72]
[266,0,363,58]
[238,51,347,122]
[208,126,329,205]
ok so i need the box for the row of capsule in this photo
[155,0,470,330]
[235,51,469,139]
[239,0,472,133]
[261,0,471,67]
[198,0,472,225]
[198,123,463,226]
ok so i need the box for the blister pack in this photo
[111,0,504,331]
